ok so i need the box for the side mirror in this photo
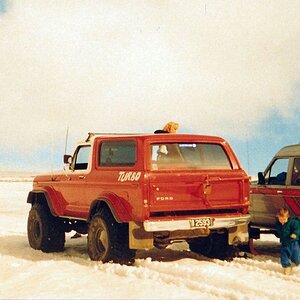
[258,172,265,185]
[63,154,72,164]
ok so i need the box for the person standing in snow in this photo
[275,207,300,275]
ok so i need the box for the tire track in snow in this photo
[96,257,297,300]
[96,258,247,300]
[135,258,290,299]
[214,257,300,284]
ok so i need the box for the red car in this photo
[27,133,250,263]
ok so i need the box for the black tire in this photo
[27,203,65,253]
[87,208,136,264]
[188,236,213,257]
[188,232,236,260]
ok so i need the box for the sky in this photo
[1,0,300,175]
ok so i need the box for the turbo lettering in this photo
[118,171,141,182]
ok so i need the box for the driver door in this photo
[250,157,290,228]
[59,145,91,217]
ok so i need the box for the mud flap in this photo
[228,224,249,245]
[129,221,153,249]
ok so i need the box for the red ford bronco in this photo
[27,133,250,263]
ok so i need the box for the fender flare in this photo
[88,192,133,223]
[27,188,64,217]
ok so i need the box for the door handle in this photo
[277,190,283,194]
[79,175,86,180]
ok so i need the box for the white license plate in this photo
[190,218,214,228]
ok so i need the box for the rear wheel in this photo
[87,208,136,264]
[188,232,236,260]
[189,235,213,257]
[27,203,65,252]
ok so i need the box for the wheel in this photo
[87,208,136,264]
[27,203,65,252]
[188,232,236,260]
[188,236,213,257]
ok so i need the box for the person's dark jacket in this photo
[275,217,300,247]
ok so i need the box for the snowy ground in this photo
[0,179,299,300]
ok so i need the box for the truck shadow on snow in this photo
[0,234,281,266]
[0,234,206,264]
[0,234,91,265]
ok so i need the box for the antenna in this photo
[50,130,54,176]
[63,126,71,179]
[64,126,69,154]
[246,133,250,175]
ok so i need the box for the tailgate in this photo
[149,172,207,211]
[148,171,246,213]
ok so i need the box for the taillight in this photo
[242,206,248,214]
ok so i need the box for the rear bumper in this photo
[143,214,251,232]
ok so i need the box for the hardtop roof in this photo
[86,132,227,143]
[276,143,300,157]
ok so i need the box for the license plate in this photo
[190,218,214,228]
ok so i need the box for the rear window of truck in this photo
[151,143,232,170]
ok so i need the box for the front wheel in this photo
[87,208,136,264]
[27,203,65,252]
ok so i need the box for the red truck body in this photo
[27,133,250,263]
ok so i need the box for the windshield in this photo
[151,143,232,170]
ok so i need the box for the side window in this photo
[72,146,91,170]
[99,140,136,167]
[291,158,300,186]
[265,158,289,185]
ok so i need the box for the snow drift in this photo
[0,179,299,299]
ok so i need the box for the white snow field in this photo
[0,179,299,299]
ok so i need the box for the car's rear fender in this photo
[88,192,133,223]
